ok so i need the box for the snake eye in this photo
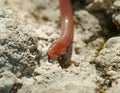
[47,48,57,58]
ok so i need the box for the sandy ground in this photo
[0,0,120,93]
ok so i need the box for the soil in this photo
[0,0,120,93]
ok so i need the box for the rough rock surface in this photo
[0,0,120,93]
[0,5,39,93]
[95,37,120,92]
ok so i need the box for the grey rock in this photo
[0,71,17,93]
[95,37,120,77]
[0,6,39,78]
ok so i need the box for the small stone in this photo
[107,70,117,76]
[0,6,5,17]
[5,18,18,29]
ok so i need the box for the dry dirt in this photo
[0,0,120,93]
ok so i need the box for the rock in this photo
[0,5,39,78]
[0,71,17,93]
[106,79,120,93]
[74,10,102,42]
[95,37,120,91]
[96,37,120,71]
